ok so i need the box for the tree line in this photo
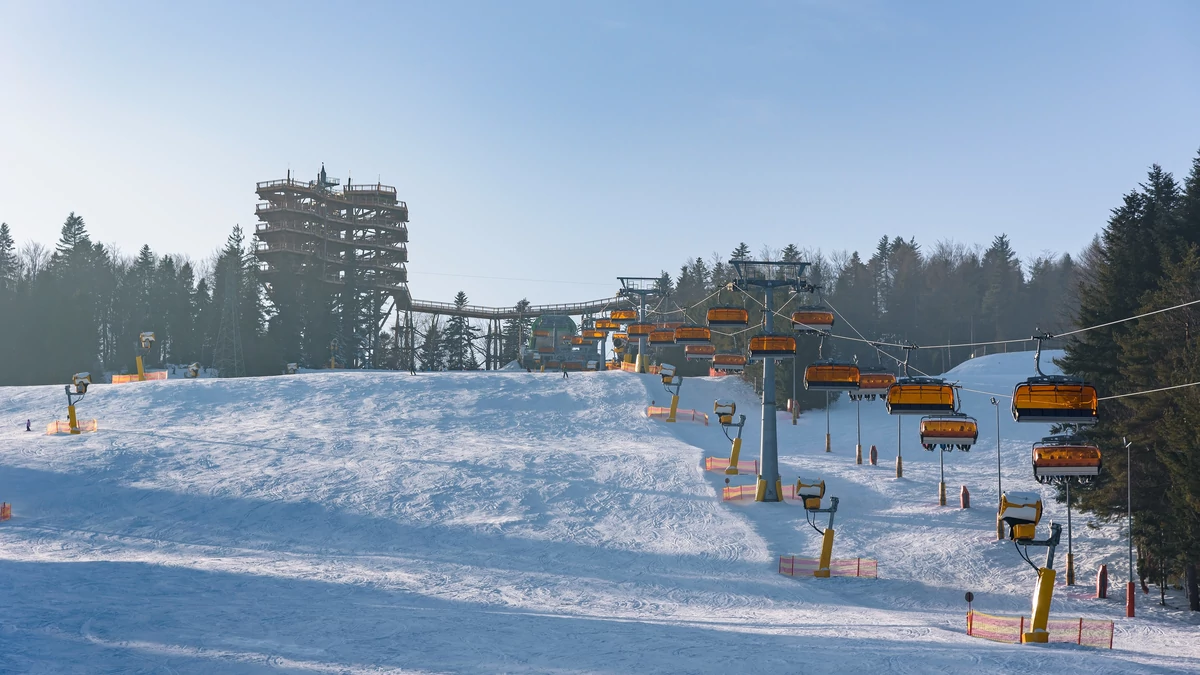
[1061,153,1200,610]
[0,217,494,383]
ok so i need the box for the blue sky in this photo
[2,1,1198,307]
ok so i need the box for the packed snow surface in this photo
[1,350,1197,673]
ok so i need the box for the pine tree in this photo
[501,299,533,364]
[781,244,801,263]
[730,242,751,261]
[442,291,481,370]
[0,223,15,293]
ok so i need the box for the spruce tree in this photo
[442,291,480,370]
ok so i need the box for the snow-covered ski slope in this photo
[0,352,1197,674]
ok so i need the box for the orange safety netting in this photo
[646,407,709,425]
[965,611,1113,648]
[620,362,638,372]
[722,484,802,501]
[778,556,878,578]
[111,370,168,384]
[704,457,758,474]
[45,419,99,435]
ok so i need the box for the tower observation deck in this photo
[254,165,411,368]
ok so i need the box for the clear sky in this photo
[2,1,1198,307]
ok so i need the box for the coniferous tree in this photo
[443,291,481,370]
[501,299,533,365]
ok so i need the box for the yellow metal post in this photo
[725,437,743,475]
[67,404,80,435]
[1022,568,1056,643]
[754,478,767,501]
[996,511,1005,540]
[895,455,903,478]
[135,355,146,382]
[667,394,679,423]
[1066,553,1075,586]
[635,353,646,374]
[939,481,947,507]
[814,528,835,578]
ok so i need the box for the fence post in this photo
[1019,616,1024,643]
[967,610,973,636]
[1078,617,1083,645]
[857,558,861,577]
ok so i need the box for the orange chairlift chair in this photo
[626,322,655,337]
[886,347,957,415]
[685,344,717,361]
[804,360,861,391]
[673,325,712,345]
[1012,335,1098,425]
[748,335,797,360]
[851,366,896,402]
[792,308,835,335]
[920,414,979,451]
[712,353,748,371]
[648,329,676,345]
[1032,434,1101,484]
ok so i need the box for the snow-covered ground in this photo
[0,351,1196,673]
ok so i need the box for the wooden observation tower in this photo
[254,165,411,368]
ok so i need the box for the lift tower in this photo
[731,260,811,502]
[616,277,664,373]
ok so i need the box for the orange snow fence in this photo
[966,611,1113,648]
[779,556,878,578]
[704,457,758,474]
[646,407,709,425]
[111,371,168,384]
[0,503,10,521]
[722,484,803,502]
[46,419,99,434]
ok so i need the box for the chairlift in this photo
[792,309,835,334]
[748,335,796,360]
[919,414,978,451]
[706,307,749,327]
[685,344,716,361]
[1032,434,1101,484]
[627,322,655,337]
[611,309,638,321]
[673,326,712,345]
[648,329,676,345]
[712,354,747,372]
[1012,335,1098,424]
[852,366,896,401]
[886,377,956,415]
[803,360,860,391]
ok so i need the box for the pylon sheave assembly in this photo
[48,373,99,435]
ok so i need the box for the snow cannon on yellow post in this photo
[795,483,839,579]
[135,332,155,381]
[715,400,747,475]
[185,362,201,378]
[796,476,825,510]
[48,373,98,435]
[1000,491,1043,542]
[659,363,682,422]
[999,490,1063,645]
